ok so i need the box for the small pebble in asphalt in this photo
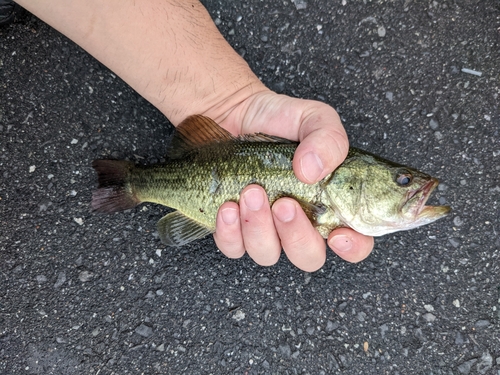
[53,272,66,288]
[79,271,92,282]
[423,313,436,322]
[36,275,47,283]
[455,332,468,345]
[458,359,476,374]
[448,238,461,248]
[232,310,245,321]
[279,343,292,357]
[292,0,307,10]
[379,324,389,338]
[326,320,339,332]
[135,323,153,338]
[474,319,491,328]
[477,352,493,374]
[429,118,439,130]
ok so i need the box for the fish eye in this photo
[396,170,413,186]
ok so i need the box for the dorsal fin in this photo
[167,115,236,158]
[239,133,295,143]
[167,114,296,159]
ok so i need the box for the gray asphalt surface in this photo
[1,0,499,374]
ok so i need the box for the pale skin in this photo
[16,0,374,271]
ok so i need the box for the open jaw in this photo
[406,178,451,221]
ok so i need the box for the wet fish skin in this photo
[91,115,450,246]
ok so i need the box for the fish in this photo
[91,115,450,246]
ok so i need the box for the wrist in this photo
[199,80,270,135]
[153,55,269,131]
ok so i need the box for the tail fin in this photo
[91,160,140,213]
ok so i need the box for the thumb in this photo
[293,103,349,184]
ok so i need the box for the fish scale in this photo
[127,142,321,230]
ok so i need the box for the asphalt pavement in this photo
[1,0,499,374]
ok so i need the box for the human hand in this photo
[19,0,372,270]
[211,90,374,271]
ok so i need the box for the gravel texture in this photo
[1,0,499,374]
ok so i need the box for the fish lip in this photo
[417,178,439,214]
[404,178,440,216]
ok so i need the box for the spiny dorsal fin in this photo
[168,114,295,158]
[168,115,236,158]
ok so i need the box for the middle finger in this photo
[240,185,281,266]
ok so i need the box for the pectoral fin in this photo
[274,194,327,226]
[294,198,341,238]
[157,211,212,247]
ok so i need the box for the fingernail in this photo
[273,200,296,223]
[300,152,324,183]
[330,235,353,253]
[243,188,264,211]
[221,207,238,225]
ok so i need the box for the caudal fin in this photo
[91,160,140,213]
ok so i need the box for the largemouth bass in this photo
[92,115,450,246]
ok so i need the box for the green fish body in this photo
[92,115,450,246]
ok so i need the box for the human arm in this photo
[16,0,374,270]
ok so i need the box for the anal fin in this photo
[157,211,212,247]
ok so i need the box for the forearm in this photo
[15,0,267,128]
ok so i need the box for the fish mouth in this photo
[405,178,451,220]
